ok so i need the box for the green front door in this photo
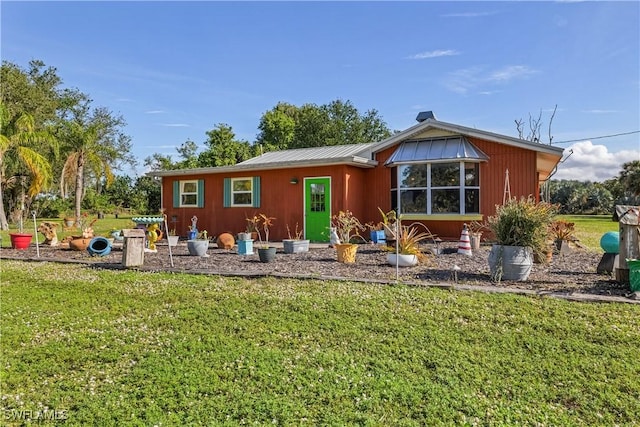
[304,177,331,242]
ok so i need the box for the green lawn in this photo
[560,215,619,251]
[0,215,139,248]
[1,261,639,425]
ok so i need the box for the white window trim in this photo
[180,180,199,207]
[394,161,480,215]
[231,177,253,207]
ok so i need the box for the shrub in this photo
[488,196,557,257]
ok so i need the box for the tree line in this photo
[547,165,640,215]
[1,59,638,230]
[143,100,393,171]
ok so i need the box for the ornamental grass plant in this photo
[385,224,435,263]
[488,196,558,258]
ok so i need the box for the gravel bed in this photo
[1,240,632,299]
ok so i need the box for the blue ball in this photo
[600,231,619,254]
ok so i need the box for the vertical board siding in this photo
[162,137,546,240]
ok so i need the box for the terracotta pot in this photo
[216,233,235,249]
[69,237,92,251]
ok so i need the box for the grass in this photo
[1,261,639,425]
[0,215,140,248]
[559,215,619,252]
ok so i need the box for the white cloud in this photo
[444,65,537,94]
[145,110,165,114]
[552,140,639,181]
[443,66,483,94]
[581,109,619,114]
[488,65,538,82]
[406,49,460,60]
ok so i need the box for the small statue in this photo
[329,226,341,248]
[146,223,161,252]
[38,221,59,246]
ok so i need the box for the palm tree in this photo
[0,103,56,230]
[59,120,114,222]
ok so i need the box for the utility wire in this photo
[552,130,640,144]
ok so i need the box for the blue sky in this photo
[2,1,639,181]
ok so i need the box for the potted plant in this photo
[255,213,277,262]
[487,197,557,281]
[63,212,76,228]
[332,210,365,263]
[385,223,434,267]
[241,214,260,241]
[187,230,210,257]
[69,213,97,251]
[167,228,179,247]
[467,221,488,251]
[283,222,310,254]
[366,216,386,245]
[549,219,576,254]
[378,207,398,242]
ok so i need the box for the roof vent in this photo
[416,111,436,122]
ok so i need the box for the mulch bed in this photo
[2,240,636,304]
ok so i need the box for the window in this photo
[173,180,204,208]
[310,183,326,212]
[180,181,198,206]
[223,177,261,208]
[231,178,252,206]
[391,162,480,215]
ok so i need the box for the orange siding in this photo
[162,137,544,241]
[163,165,370,241]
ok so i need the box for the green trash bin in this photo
[628,259,640,292]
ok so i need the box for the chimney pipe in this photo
[416,111,436,122]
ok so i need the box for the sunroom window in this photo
[387,136,487,216]
[391,162,480,215]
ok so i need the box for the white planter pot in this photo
[238,232,252,241]
[187,239,209,257]
[387,253,418,267]
[167,235,179,247]
[283,239,310,254]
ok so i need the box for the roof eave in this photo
[371,118,565,156]
[148,156,378,177]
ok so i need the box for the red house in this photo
[152,113,564,241]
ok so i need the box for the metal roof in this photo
[370,118,565,157]
[237,143,376,167]
[385,136,489,165]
